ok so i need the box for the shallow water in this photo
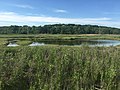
[36,40,120,46]
[90,40,120,46]
[7,40,120,47]
[7,43,19,47]
[29,42,45,46]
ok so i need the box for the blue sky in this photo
[0,0,120,27]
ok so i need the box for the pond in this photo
[36,39,120,46]
[7,40,120,47]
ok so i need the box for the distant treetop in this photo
[0,24,120,34]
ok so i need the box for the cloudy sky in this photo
[0,0,120,28]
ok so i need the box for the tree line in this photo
[0,24,120,34]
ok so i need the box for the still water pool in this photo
[7,40,120,47]
[36,40,120,46]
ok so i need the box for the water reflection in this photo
[7,43,19,47]
[29,42,45,46]
[7,40,120,47]
[36,40,120,46]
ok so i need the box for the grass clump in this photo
[16,40,32,46]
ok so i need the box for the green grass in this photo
[0,38,8,46]
[0,46,120,90]
[0,34,120,89]
[0,34,120,40]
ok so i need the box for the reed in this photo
[0,46,120,90]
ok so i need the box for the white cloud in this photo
[14,4,34,9]
[54,9,67,13]
[0,11,120,28]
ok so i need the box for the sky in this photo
[0,0,120,28]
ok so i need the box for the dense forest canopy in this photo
[0,24,120,34]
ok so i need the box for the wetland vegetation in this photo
[0,46,120,90]
[0,24,120,90]
[0,34,120,47]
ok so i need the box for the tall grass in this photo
[0,46,120,90]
